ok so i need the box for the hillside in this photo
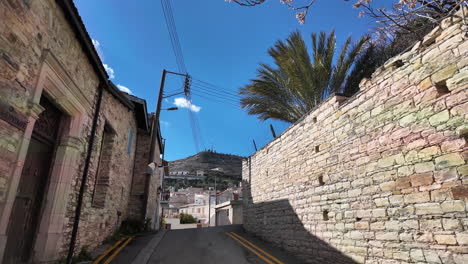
[169,151,244,177]
[165,151,245,191]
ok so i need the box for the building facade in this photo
[0,0,163,262]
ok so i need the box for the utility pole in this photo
[149,69,189,162]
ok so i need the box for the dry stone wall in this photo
[243,10,468,264]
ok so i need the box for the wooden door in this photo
[3,96,62,264]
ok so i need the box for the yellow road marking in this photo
[226,232,274,264]
[102,236,134,264]
[229,232,284,264]
[93,238,126,264]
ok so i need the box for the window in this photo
[127,127,133,155]
[92,123,115,208]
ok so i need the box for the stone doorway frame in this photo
[0,50,93,262]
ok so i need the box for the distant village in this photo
[160,151,244,228]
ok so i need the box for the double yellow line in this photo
[93,236,134,264]
[226,232,284,264]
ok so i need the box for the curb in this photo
[131,230,167,264]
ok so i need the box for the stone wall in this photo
[0,0,144,261]
[66,89,138,254]
[0,0,100,261]
[127,128,152,221]
[243,10,468,264]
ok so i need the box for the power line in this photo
[191,82,240,99]
[191,91,240,108]
[191,85,240,103]
[161,0,186,74]
[191,78,239,97]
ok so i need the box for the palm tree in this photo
[239,30,368,123]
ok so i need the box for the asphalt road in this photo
[111,225,302,264]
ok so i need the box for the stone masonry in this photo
[0,0,163,262]
[243,10,468,264]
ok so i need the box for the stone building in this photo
[243,9,468,264]
[0,0,164,263]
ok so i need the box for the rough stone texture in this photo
[0,0,154,262]
[243,10,468,264]
[127,128,152,220]
[65,90,138,255]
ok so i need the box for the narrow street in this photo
[108,225,302,264]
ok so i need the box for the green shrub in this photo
[160,218,167,229]
[179,213,197,224]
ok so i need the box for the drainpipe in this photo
[66,82,104,264]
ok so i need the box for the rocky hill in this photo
[165,151,245,191]
[169,150,244,177]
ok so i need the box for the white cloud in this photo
[103,64,115,79]
[92,38,104,60]
[92,39,100,47]
[92,38,115,80]
[117,84,133,94]
[173,97,201,112]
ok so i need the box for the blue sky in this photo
[74,0,377,161]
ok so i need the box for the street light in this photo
[164,107,179,111]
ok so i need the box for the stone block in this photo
[396,177,411,189]
[456,233,468,245]
[372,208,386,218]
[385,220,400,231]
[435,234,457,245]
[454,253,468,264]
[375,232,399,241]
[402,219,419,230]
[418,146,441,159]
[421,219,443,230]
[441,200,466,212]
[429,110,450,126]
[451,186,468,199]
[380,181,396,192]
[432,64,459,83]
[410,249,425,262]
[355,221,369,230]
[431,189,451,201]
[370,221,385,231]
[443,219,461,230]
[415,162,435,173]
[458,165,468,176]
[435,153,465,169]
[389,195,404,205]
[405,191,431,203]
[434,168,458,183]
[424,250,442,263]
[410,172,434,187]
[374,198,389,207]
[415,203,443,215]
